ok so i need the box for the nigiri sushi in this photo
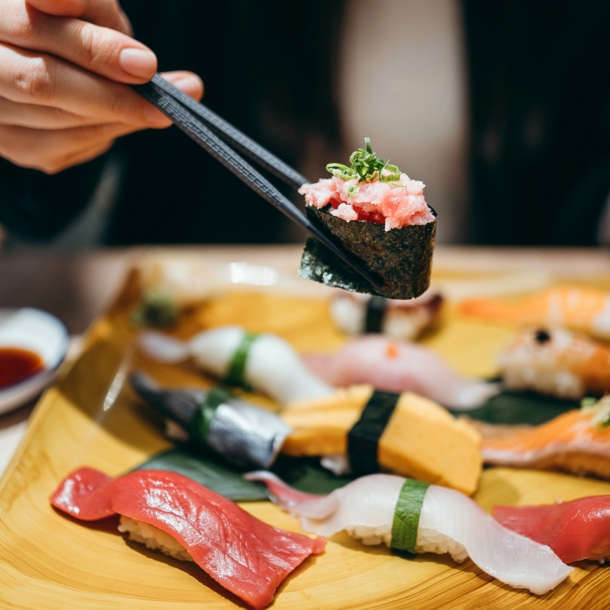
[460,285,610,341]
[138,325,333,406]
[298,138,436,299]
[329,290,443,340]
[51,468,324,610]
[498,327,610,400]
[130,373,292,469]
[480,396,610,479]
[494,496,610,564]
[303,335,499,410]
[281,386,482,495]
[245,471,572,595]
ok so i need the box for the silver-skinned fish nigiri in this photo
[130,373,291,469]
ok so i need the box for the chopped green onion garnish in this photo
[325,138,405,195]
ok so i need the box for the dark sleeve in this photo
[0,154,107,241]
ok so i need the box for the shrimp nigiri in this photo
[245,471,572,595]
[498,327,610,400]
[494,496,610,564]
[480,397,610,479]
[138,326,333,406]
[460,285,610,340]
[303,335,499,410]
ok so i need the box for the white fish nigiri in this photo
[304,336,499,410]
[138,326,333,406]
[330,291,443,340]
[246,472,572,595]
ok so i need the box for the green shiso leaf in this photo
[132,449,354,502]
[132,448,268,502]
[463,389,578,426]
[391,479,430,554]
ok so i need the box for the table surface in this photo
[1,244,609,476]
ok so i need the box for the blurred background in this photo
[2,0,610,251]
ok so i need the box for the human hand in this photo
[0,0,203,174]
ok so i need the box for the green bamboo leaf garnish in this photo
[326,138,404,195]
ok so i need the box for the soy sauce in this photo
[0,347,44,389]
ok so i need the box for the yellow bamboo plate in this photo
[2,262,610,610]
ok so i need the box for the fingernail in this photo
[120,48,157,79]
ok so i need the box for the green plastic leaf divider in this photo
[391,479,430,554]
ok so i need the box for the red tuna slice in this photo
[50,468,325,610]
[50,467,114,520]
[493,496,610,564]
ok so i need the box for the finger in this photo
[5,4,156,83]
[26,0,131,34]
[0,121,146,172]
[160,70,204,102]
[0,42,169,126]
[0,95,116,128]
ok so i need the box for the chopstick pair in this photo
[133,74,382,290]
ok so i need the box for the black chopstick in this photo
[149,74,308,191]
[134,76,383,290]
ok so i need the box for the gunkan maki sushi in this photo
[298,138,436,300]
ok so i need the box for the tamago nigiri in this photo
[246,471,572,595]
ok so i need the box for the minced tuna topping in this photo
[299,138,434,231]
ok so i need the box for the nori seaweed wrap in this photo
[298,139,437,300]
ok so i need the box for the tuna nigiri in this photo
[303,335,499,410]
[51,468,324,610]
[460,285,610,341]
[245,471,572,595]
[498,327,610,400]
[494,496,610,564]
[138,325,333,406]
[480,397,610,479]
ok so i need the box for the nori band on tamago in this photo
[365,296,388,333]
[347,390,401,475]
[299,205,436,300]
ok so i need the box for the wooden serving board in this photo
[1,264,610,610]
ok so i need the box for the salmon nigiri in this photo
[460,285,610,340]
[51,468,324,610]
[480,397,610,479]
[493,495,610,564]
